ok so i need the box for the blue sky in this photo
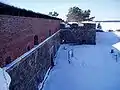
[1,0,120,21]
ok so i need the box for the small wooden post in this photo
[68,49,73,64]
[115,54,117,62]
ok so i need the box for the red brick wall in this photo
[0,15,60,67]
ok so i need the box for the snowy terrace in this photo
[41,32,120,90]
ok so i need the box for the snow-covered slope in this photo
[42,32,120,90]
[0,68,11,90]
[96,32,119,45]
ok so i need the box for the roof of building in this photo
[0,2,62,20]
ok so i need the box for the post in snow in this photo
[68,49,74,64]
[115,54,118,62]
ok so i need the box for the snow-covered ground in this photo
[0,68,11,90]
[42,32,120,90]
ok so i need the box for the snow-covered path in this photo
[43,32,120,90]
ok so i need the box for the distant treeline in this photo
[0,2,61,20]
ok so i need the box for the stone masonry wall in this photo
[73,28,96,44]
[60,28,96,45]
[5,31,60,90]
[0,15,60,67]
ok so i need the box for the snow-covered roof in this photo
[61,22,66,24]
[81,21,96,24]
[68,21,96,25]
[68,22,78,24]
[112,42,120,51]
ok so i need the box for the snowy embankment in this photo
[0,68,11,90]
[42,32,120,90]
[114,31,120,39]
